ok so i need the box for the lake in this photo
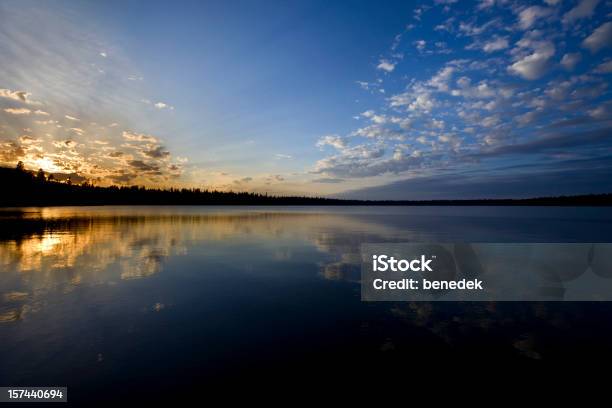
[1,206,612,401]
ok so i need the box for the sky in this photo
[0,0,611,199]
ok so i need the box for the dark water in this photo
[1,206,611,400]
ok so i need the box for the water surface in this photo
[1,206,611,400]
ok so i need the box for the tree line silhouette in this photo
[1,162,611,206]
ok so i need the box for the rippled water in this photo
[1,206,611,400]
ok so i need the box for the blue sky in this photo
[1,0,611,198]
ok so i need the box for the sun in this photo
[27,156,62,173]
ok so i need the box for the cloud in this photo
[274,153,292,159]
[316,135,347,150]
[351,124,405,140]
[356,81,374,91]
[128,160,160,173]
[339,158,612,200]
[361,110,387,124]
[560,53,581,70]
[390,84,436,112]
[518,6,552,30]
[0,140,26,163]
[0,88,41,105]
[310,0,612,197]
[122,131,158,143]
[482,36,509,53]
[107,172,137,184]
[450,77,496,98]
[508,39,555,80]
[414,40,426,51]
[233,177,253,184]
[588,102,612,119]
[312,177,345,184]
[478,127,612,157]
[477,0,496,10]
[0,89,28,103]
[313,144,424,178]
[3,108,31,115]
[154,101,174,110]
[427,66,455,91]
[34,119,57,125]
[583,22,612,53]
[562,0,600,25]
[377,59,395,72]
[458,19,498,36]
[143,145,170,159]
[481,114,501,127]
[0,3,187,187]
[594,60,612,74]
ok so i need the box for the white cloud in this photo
[99,51,107,58]
[233,177,253,184]
[594,60,612,74]
[560,53,581,71]
[482,36,509,53]
[458,19,498,36]
[3,107,31,115]
[377,59,395,72]
[516,111,538,126]
[122,130,158,143]
[562,0,600,25]
[154,101,174,110]
[34,119,58,125]
[518,6,552,30]
[313,143,425,178]
[0,89,27,103]
[0,88,41,105]
[477,0,496,10]
[583,22,612,53]
[65,115,80,121]
[351,124,404,140]
[361,110,389,124]
[431,118,445,129]
[390,85,436,113]
[508,40,555,80]
[427,66,455,91]
[481,114,501,127]
[451,77,496,98]
[588,104,610,119]
[308,0,612,187]
[316,135,347,150]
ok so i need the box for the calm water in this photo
[1,206,612,400]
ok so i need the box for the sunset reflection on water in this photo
[1,206,612,396]
[0,207,408,325]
